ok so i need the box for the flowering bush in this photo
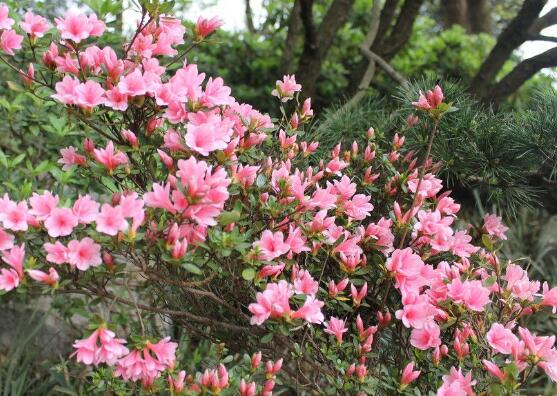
[1,3,557,395]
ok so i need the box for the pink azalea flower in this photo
[486,323,518,355]
[114,350,158,382]
[28,267,59,286]
[483,213,508,240]
[291,295,324,324]
[195,16,223,38]
[293,269,318,296]
[44,207,78,237]
[386,248,425,291]
[253,230,290,260]
[0,5,14,30]
[52,75,80,105]
[271,75,301,102]
[58,146,87,170]
[145,337,177,368]
[73,195,99,224]
[55,12,105,43]
[144,183,176,213]
[93,141,129,172]
[185,112,233,156]
[105,86,129,111]
[344,194,373,220]
[542,282,557,313]
[73,326,128,366]
[20,11,49,38]
[0,199,29,231]
[0,268,19,291]
[29,191,59,221]
[2,244,24,277]
[248,280,293,325]
[437,367,476,396]
[0,227,14,251]
[410,321,441,350]
[0,29,23,56]
[400,362,421,389]
[117,69,147,97]
[67,237,101,271]
[44,241,68,264]
[324,316,348,344]
[95,204,127,236]
[231,164,260,189]
[75,80,105,109]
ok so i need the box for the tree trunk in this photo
[347,0,401,94]
[279,0,302,75]
[245,0,256,34]
[296,0,356,99]
[469,0,547,99]
[376,0,425,61]
[440,0,470,31]
[467,0,492,33]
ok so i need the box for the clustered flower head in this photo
[0,3,556,395]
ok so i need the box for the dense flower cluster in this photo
[0,4,555,395]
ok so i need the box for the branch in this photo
[341,0,383,109]
[528,34,557,43]
[470,0,547,98]
[529,6,557,34]
[65,287,251,333]
[360,47,408,85]
[378,0,425,60]
[487,46,557,105]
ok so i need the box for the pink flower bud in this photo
[251,351,262,369]
[83,138,95,154]
[367,127,375,139]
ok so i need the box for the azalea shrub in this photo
[1,2,557,395]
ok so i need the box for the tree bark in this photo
[467,0,492,33]
[376,0,425,61]
[296,0,357,99]
[488,46,557,105]
[348,0,400,94]
[279,0,302,75]
[245,0,256,34]
[469,0,547,99]
[440,0,470,31]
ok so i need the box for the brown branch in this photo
[529,6,557,34]
[360,47,408,85]
[377,0,425,60]
[529,34,557,43]
[62,287,251,333]
[470,0,548,98]
[342,0,383,109]
[487,46,557,105]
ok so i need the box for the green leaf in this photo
[242,268,255,281]
[484,275,497,287]
[0,150,7,168]
[183,263,202,275]
[218,210,241,226]
[482,234,494,251]
[260,333,273,343]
